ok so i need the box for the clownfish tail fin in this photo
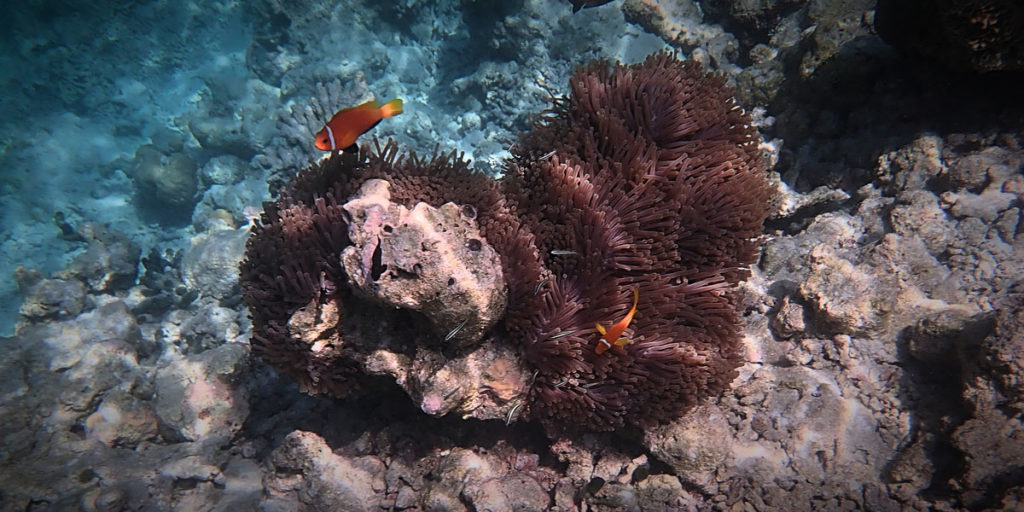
[380,98,403,118]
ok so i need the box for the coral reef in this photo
[6,1,1024,510]
[241,51,771,431]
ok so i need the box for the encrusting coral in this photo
[240,51,771,431]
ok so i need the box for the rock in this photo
[946,145,1023,191]
[61,223,141,293]
[875,135,945,194]
[970,285,1024,402]
[635,474,686,511]
[181,227,250,301]
[265,431,383,512]
[885,435,937,492]
[952,406,1024,507]
[772,182,851,220]
[799,244,891,335]
[265,177,531,420]
[770,295,805,339]
[418,447,553,512]
[188,115,253,158]
[160,300,244,354]
[192,176,271,230]
[946,284,1024,506]
[154,343,250,443]
[199,154,247,186]
[889,190,955,255]
[25,300,141,373]
[643,404,733,492]
[797,0,876,78]
[906,309,983,363]
[341,179,507,348]
[19,277,87,320]
[61,338,145,415]
[394,484,417,509]
[365,337,530,420]
[462,473,548,512]
[942,187,1018,223]
[131,144,199,209]
[215,458,265,512]
[84,390,159,447]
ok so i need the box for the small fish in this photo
[548,329,576,340]
[505,400,522,426]
[594,288,639,354]
[550,249,577,256]
[569,0,614,13]
[534,279,549,296]
[314,98,403,152]
[445,319,468,341]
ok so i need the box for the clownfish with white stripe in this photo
[594,288,639,355]
[314,98,403,152]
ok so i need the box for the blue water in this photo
[0,0,665,335]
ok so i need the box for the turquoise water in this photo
[0,0,664,335]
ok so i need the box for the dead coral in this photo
[240,51,771,431]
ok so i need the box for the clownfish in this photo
[314,98,403,152]
[594,288,639,354]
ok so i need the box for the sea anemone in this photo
[239,51,771,431]
[503,52,771,430]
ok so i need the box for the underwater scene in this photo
[1,0,1023,510]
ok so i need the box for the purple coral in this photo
[239,52,771,431]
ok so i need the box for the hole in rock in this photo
[371,240,386,281]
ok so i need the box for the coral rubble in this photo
[240,51,771,431]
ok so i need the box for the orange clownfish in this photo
[314,98,403,152]
[594,288,639,354]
